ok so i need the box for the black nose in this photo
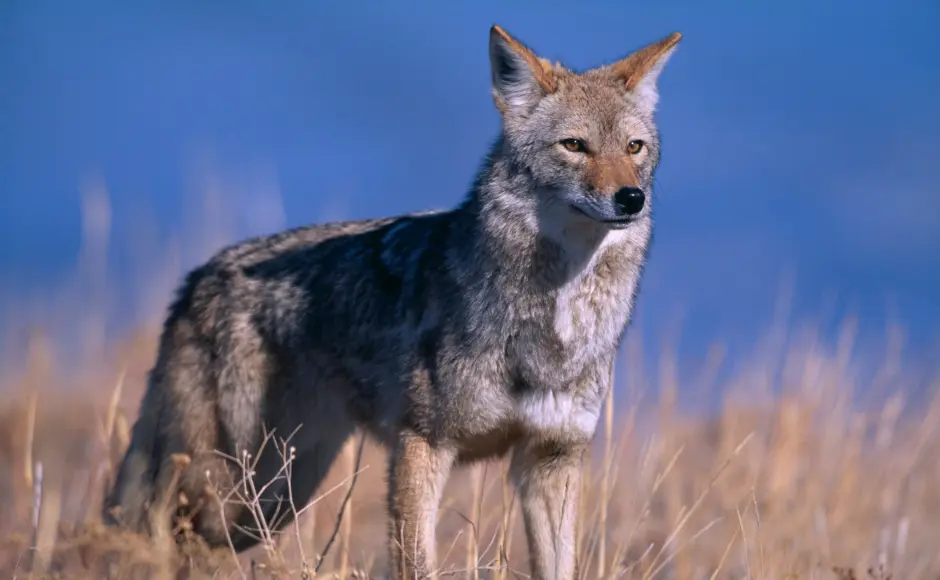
[613,187,645,216]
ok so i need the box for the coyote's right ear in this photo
[610,32,682,112]
[489,25,557,115]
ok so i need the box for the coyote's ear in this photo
[610,32,682,112]
[489,25,557,115]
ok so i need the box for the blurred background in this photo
[1,1,938,396]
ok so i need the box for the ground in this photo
[1,317,938,580]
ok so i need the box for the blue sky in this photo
[1,1,939,372]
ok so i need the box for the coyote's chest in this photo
[502,243,642,442]
[551,243,642,362]
[503,234,644,417]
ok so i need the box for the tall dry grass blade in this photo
[316,433,365,576]
[23,390,37,492]
[708,528,740,580]
[751,489,765,580]
[150,453,190,580]
[338,436,358,579]
[643,432,755,580]
[102,369,125,453]
[283,444,313,578]
[597,376,614,579]
[30,461,42,537]
[735,506,752,580]
[616,440,684,572]
[28,461,63,576]
[466,463,485,580]
[213,479,248,580]
[646,516,724,580]
[495,460,515,580]
[21,328,48,505]
[84,369,127,527]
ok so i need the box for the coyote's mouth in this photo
[568,204,637,229]
[599,218,637,229]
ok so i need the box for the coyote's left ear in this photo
[610,32,682,112]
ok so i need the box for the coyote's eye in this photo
[627,140,645,155]
[559,138,587,153]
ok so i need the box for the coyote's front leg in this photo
[512,440,586,580]
[387,432,455,580]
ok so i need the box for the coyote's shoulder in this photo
[105,24,682,580]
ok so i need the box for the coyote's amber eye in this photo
[627,139,645,155]
[560,138,587,153]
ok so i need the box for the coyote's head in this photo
[488,25,680,231]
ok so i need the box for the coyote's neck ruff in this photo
[445,139,654,396]
[104,24,681,580]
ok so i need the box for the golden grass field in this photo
[1,178,937,579]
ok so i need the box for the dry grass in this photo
[1,175,938,579]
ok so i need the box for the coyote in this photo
[104,24,681,580]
